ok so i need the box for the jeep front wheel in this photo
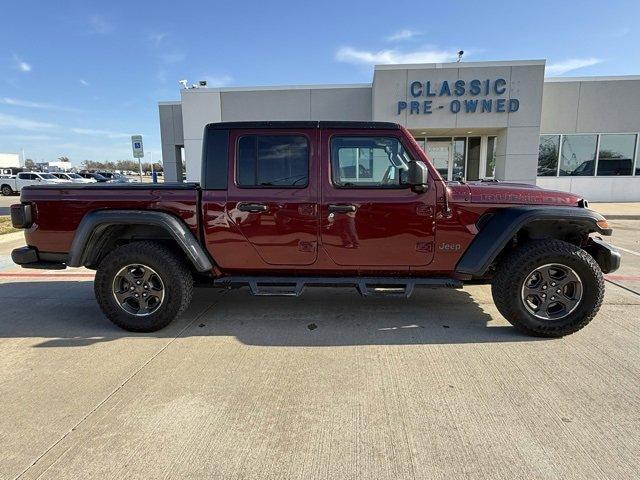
[94,241,194,332]
[492,239,604,337]
[1,185,13,196]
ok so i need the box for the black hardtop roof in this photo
[205,121,401,130]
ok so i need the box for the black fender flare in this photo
[455,206,611,277]
[67,210,214,272]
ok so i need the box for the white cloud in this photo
[71,127,132,139]
[336,46,459,65]
[88,15,114,34]
[0,113,57,131]
[1,97,51,108]
[546,58,603,76]
[1,97,81,112]
[203,74,233,87]
[12,54,31,72]
[79,79,89,86]
[387,29,421,41]
[149,32,167,45]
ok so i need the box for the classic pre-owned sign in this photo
[397,78,520,115]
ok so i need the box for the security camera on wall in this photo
[178,79,188,89]
[198,80,208,87]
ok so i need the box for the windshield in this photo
[68,173,82,178]
[39,173,56,179]
[94,174,107,180]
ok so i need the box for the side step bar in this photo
[213,276,463,298]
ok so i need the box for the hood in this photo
[448,181,582,206]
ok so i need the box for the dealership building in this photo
[158,60,640,201]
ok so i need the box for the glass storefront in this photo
[414,135,497,181]
[537,133,638,177]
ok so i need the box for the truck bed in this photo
[20,183,201,254]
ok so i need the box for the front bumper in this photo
[11,246,67,270]
[586,236,621,274]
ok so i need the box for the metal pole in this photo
[138,158,143,182]
[150,151,156,183]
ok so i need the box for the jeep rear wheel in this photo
[492,239,604,337]
[94,241,194,332]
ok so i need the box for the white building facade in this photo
[159,60,640,202]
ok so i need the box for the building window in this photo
[485,136,496,178]
[236,135,308,187]
[597,134,636,176]
[538,133,639,178]
[537,135,560,176]
[330,136,411,188]
[560,134,597,176]
[425,137,451,179]
[452,138,466,181]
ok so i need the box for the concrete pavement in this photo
[590,202,640,219]
[0,223,638,479]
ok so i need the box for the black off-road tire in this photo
[94,241,194,332]
[1,185,14,196]
[491,239,604,337]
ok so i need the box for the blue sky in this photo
[1,0,638,165]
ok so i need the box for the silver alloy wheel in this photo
[520,263,583,320]
[112,264,165,316]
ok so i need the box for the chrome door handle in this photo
[328,204,356,213]
[237,202,268,213]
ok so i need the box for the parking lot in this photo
[0,219,638,479]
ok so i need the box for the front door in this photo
[320,130,436,268]
[225,128,319,266]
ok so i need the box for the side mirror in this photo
[408,161,428,193]
[36,177,42,182]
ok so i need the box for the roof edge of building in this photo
[544,75,640,82]
[374,59,547,70]
[181,83,372,94]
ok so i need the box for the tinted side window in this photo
[236,135,308,187]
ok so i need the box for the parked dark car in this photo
[95,171,129,183]
[78,172,109,182]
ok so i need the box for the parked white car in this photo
[51,172,97,183]
[1,172,67,195]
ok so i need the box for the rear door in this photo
[319,129,436,267]
[225,128,319,265]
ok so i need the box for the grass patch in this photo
[0,216,19,235]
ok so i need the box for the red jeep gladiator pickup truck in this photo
[11,121,620,337]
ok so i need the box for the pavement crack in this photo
[14,297,223,480]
